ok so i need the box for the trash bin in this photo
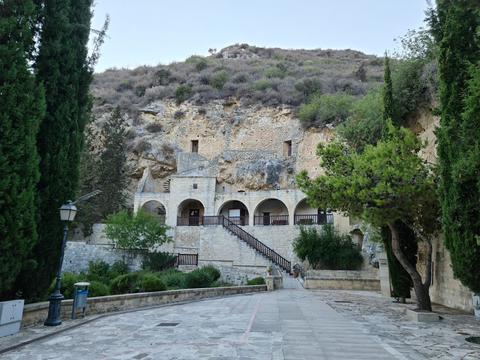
[71,282,90,320]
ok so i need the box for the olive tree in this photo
[105,210,171,250]
[297,123,440,311]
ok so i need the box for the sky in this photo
[90,0,431,72]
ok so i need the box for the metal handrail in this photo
[221,216,291,273]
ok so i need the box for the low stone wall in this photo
[304,270,380,291]
[22,285,266,328]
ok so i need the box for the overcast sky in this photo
[90,0,431,72]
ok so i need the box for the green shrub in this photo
[110,273,141,294]
[185,55,208,71]
[142,252,177,272]
[298,93,355,127]
[88,281,110,297]
[184,269,213,288]
[247,277,266,285]
[252,79,275,91]
[264,66,286,79]
[49,272,87,299]
[336,88,384,152]
[295,78,322,98]
[392,59,429,123]
[201,265,221,282]
[293,225,363,270]
[175,85,192,104]
[212,70,228,90]
[139,274,166,292]
[109,260,129,279]
[86,260,110,283]
[157,269,186,289]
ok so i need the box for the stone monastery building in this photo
[134,149,351,274]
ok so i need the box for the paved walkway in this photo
[3,289,414,360]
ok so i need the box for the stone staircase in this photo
[219,216,292,273]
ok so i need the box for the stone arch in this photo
[293,198,333,225]
[217,200,250,226]
[253,198,289,225]
[177,198,205,226]
[140,200,167,224]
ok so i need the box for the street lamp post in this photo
[44,201,77,326]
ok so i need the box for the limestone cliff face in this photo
[121,99,332,197]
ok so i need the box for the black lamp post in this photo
[44,201,77,326]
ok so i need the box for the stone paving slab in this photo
[1,288,479,359]
[311,290,480,360]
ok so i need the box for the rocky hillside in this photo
[92,44,384,118]
[90,44,385,199]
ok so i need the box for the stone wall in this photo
[21,285,267,327]
[173,223,312,269]
[304,269,380,291]
[63,242,143,273]
[426,237,473,311]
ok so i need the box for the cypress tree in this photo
[382,54,394,122]
[18,0,95,299]
[436,0,480,292]
[379,54,418,300]
[96,107,128,216]
[77,107,128,234]
[76,125,101,236]
[0,0,45,299]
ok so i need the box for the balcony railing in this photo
[177,215,248,226]
[294,213,334,225]
[253,215,289,226]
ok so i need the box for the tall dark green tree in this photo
[18,0,95,300]
[97,107,128,216]
[435,0,480,293]
[380,54,418,300]
[382,54,394,122]
[76,125,101,236]
[0,0,45,299]
[77,107,128,234]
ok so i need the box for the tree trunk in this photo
[387,222,432,311]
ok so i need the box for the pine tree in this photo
[0,0,45,299]
[435,0,480,292]
[18,0,95,300]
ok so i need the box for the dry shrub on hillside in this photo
[91,44,384,121]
